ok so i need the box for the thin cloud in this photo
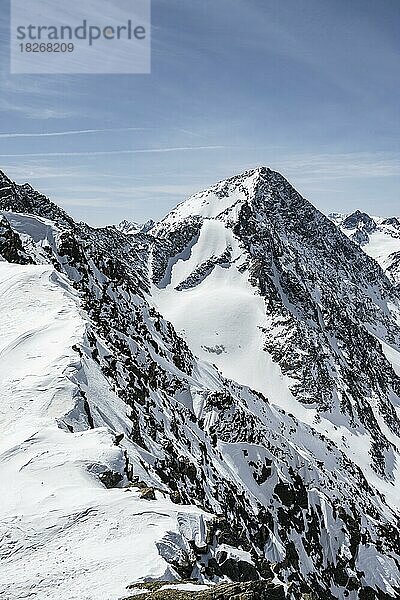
[0,127,206,139]
[0,97,78,120]
[0,127,151,139]
[276,152,400,180]
[0,145,227,157]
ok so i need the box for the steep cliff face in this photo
[0,168,399,600]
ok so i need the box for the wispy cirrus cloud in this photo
[0,72,83,119]
[53,183,197,207]
[0,126,206,138]
[0,97,77,120]
[0,145,227,157]
[0,127,151,138]
[275,152,400,180]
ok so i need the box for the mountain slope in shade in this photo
[0,168,399,599]
[329,210,400,284]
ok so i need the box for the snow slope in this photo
[151,218,294,408]
[0,262,209,600]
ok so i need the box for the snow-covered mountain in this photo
[0,167,400,600]
[329,211,400,284]
[116,218,155,236]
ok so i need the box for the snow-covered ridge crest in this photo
[0,260,210,600]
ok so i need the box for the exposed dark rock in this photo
[0,215,32,264]
[98,470,123,489]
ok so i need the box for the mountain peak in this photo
[330,209,400,282]
[341,210,377,232]
[156,166,294,229]
[117,218,155,235]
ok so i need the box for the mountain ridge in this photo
[0,167,399,599]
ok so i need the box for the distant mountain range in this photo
[116,218,156,236]
[329,210,400,284]
[0,167,399,600]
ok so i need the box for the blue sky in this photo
[0,0,399,225]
